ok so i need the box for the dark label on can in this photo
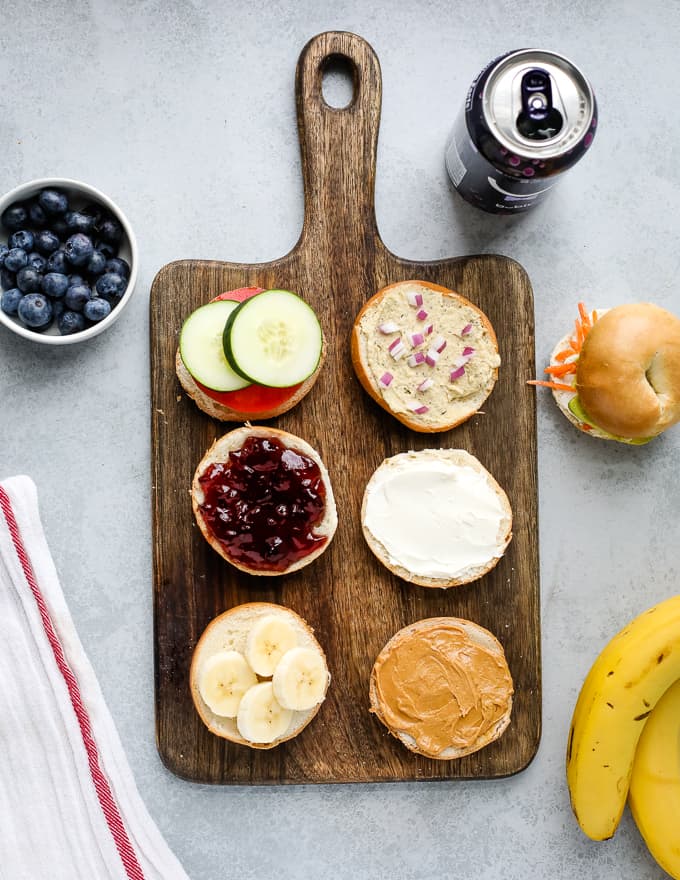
[445,106,557,213]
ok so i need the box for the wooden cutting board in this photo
[150,31,540,784]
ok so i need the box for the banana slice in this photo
[272,646,329,711]
[198,651,258,718]
[236,681,293,743]
[245,615,298,677]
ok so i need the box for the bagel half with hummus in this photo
[177,287,325,421]
[529,302,680,443]
[190,602,330,748]
[351,280,500,432]
[369,617,514,759]
[361,449,512,588]
[192,425,337,575]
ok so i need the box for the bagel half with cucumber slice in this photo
[176,287,325,421]
[528,302,680,444]
[190,602,330,748]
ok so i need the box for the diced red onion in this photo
[407,401,429,414]
[406,291,424,307]
[388,337,402,352]
[450,366,466,381]
[409,332,425,347]
[415,308,428,321]
[461,323,473,336]
[452,355,467,369]
[379,372,393,387]
[425,324,434,335]
[407,352,426,367]
[433,335,447,354]
[417,378,434,392]
[425,349,439,367]
[390,344,405,360]
[378,321,400,334]
[462,346,475,357]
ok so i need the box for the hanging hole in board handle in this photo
[321,54,357,109]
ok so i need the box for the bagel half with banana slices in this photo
[529,302,680,444]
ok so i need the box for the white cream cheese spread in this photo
[363,453,509,580]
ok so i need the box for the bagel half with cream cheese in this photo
[190,602,330,748]
[192,425,337,575]
[361,449,512,588]
[369,617,514,759]
[530,302,680,443]
[351,280,500,432]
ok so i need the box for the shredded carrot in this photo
[574,318,585,348]
[545,362,576,377]
[527,380,575,392]
[554,347,575,362]
[592,309,598,323]
[578,301,591,331]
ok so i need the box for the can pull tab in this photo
[517,68,563,140]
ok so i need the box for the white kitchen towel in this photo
[0,475,190,880]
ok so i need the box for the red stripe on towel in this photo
[0,487,145,880]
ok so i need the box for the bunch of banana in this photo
[566,593,680,877]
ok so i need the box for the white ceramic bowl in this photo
[0,177,138,345]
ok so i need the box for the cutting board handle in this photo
[295,31,382,250]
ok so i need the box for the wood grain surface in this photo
[150,31,540,784]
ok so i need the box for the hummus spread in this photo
[358,282,500,428]
[372,619,513,757]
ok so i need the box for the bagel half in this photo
[369,617,514,759]
[190,602,329,748]
[532,302,680,443]
[361,449,512,588]
[351,280,500,432]
[192,425,337,575]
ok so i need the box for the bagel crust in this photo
[192,426,337,575]
[369,617,513,759]
[577,303,680,438]
[351,280,500,432]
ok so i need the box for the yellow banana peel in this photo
[566,593,680,841]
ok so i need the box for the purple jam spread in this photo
[198,435,328,572]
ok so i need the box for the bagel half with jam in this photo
[177,287,325,421]
[529,302,680,444]
[192,425,337,576]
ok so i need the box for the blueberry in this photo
[95,240,118,259]
[83,297,111,322]
[0,245,8,264]
[28,200,48,227]
[51,217,70,239]
[81,202,103,225]
[52,299,65,320]
[1,288,23,315]
[1,203,28,231]
[26,252,46,273]
[86,250,107,276]
[64,233,94,267]
[104,257,130,278]
[65,210,95,234]
[8,229,34,252]
[4,248,28,273]
[95,271,126,301]
[16,267,42,293]
[64,283,91,311]
[58,309,85,335]
[17,292,53,328]
[45,249,68,274]
[34,229,61,256]
[38,188,69,216]
[97,215,123,245]
[68,273,85,287]
[42,272,70,299]
[0,268,15,290]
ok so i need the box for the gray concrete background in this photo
[1,1,678,877]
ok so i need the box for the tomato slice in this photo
[193,287,302,413]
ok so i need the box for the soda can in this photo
[445,49,597,214]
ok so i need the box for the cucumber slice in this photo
[179,301,251,391]
[223,290,322,387]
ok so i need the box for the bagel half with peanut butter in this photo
[369,617,514,759]
[529,302,680,443]
[351,280,500,432]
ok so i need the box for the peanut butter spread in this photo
[372,620,513,757]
